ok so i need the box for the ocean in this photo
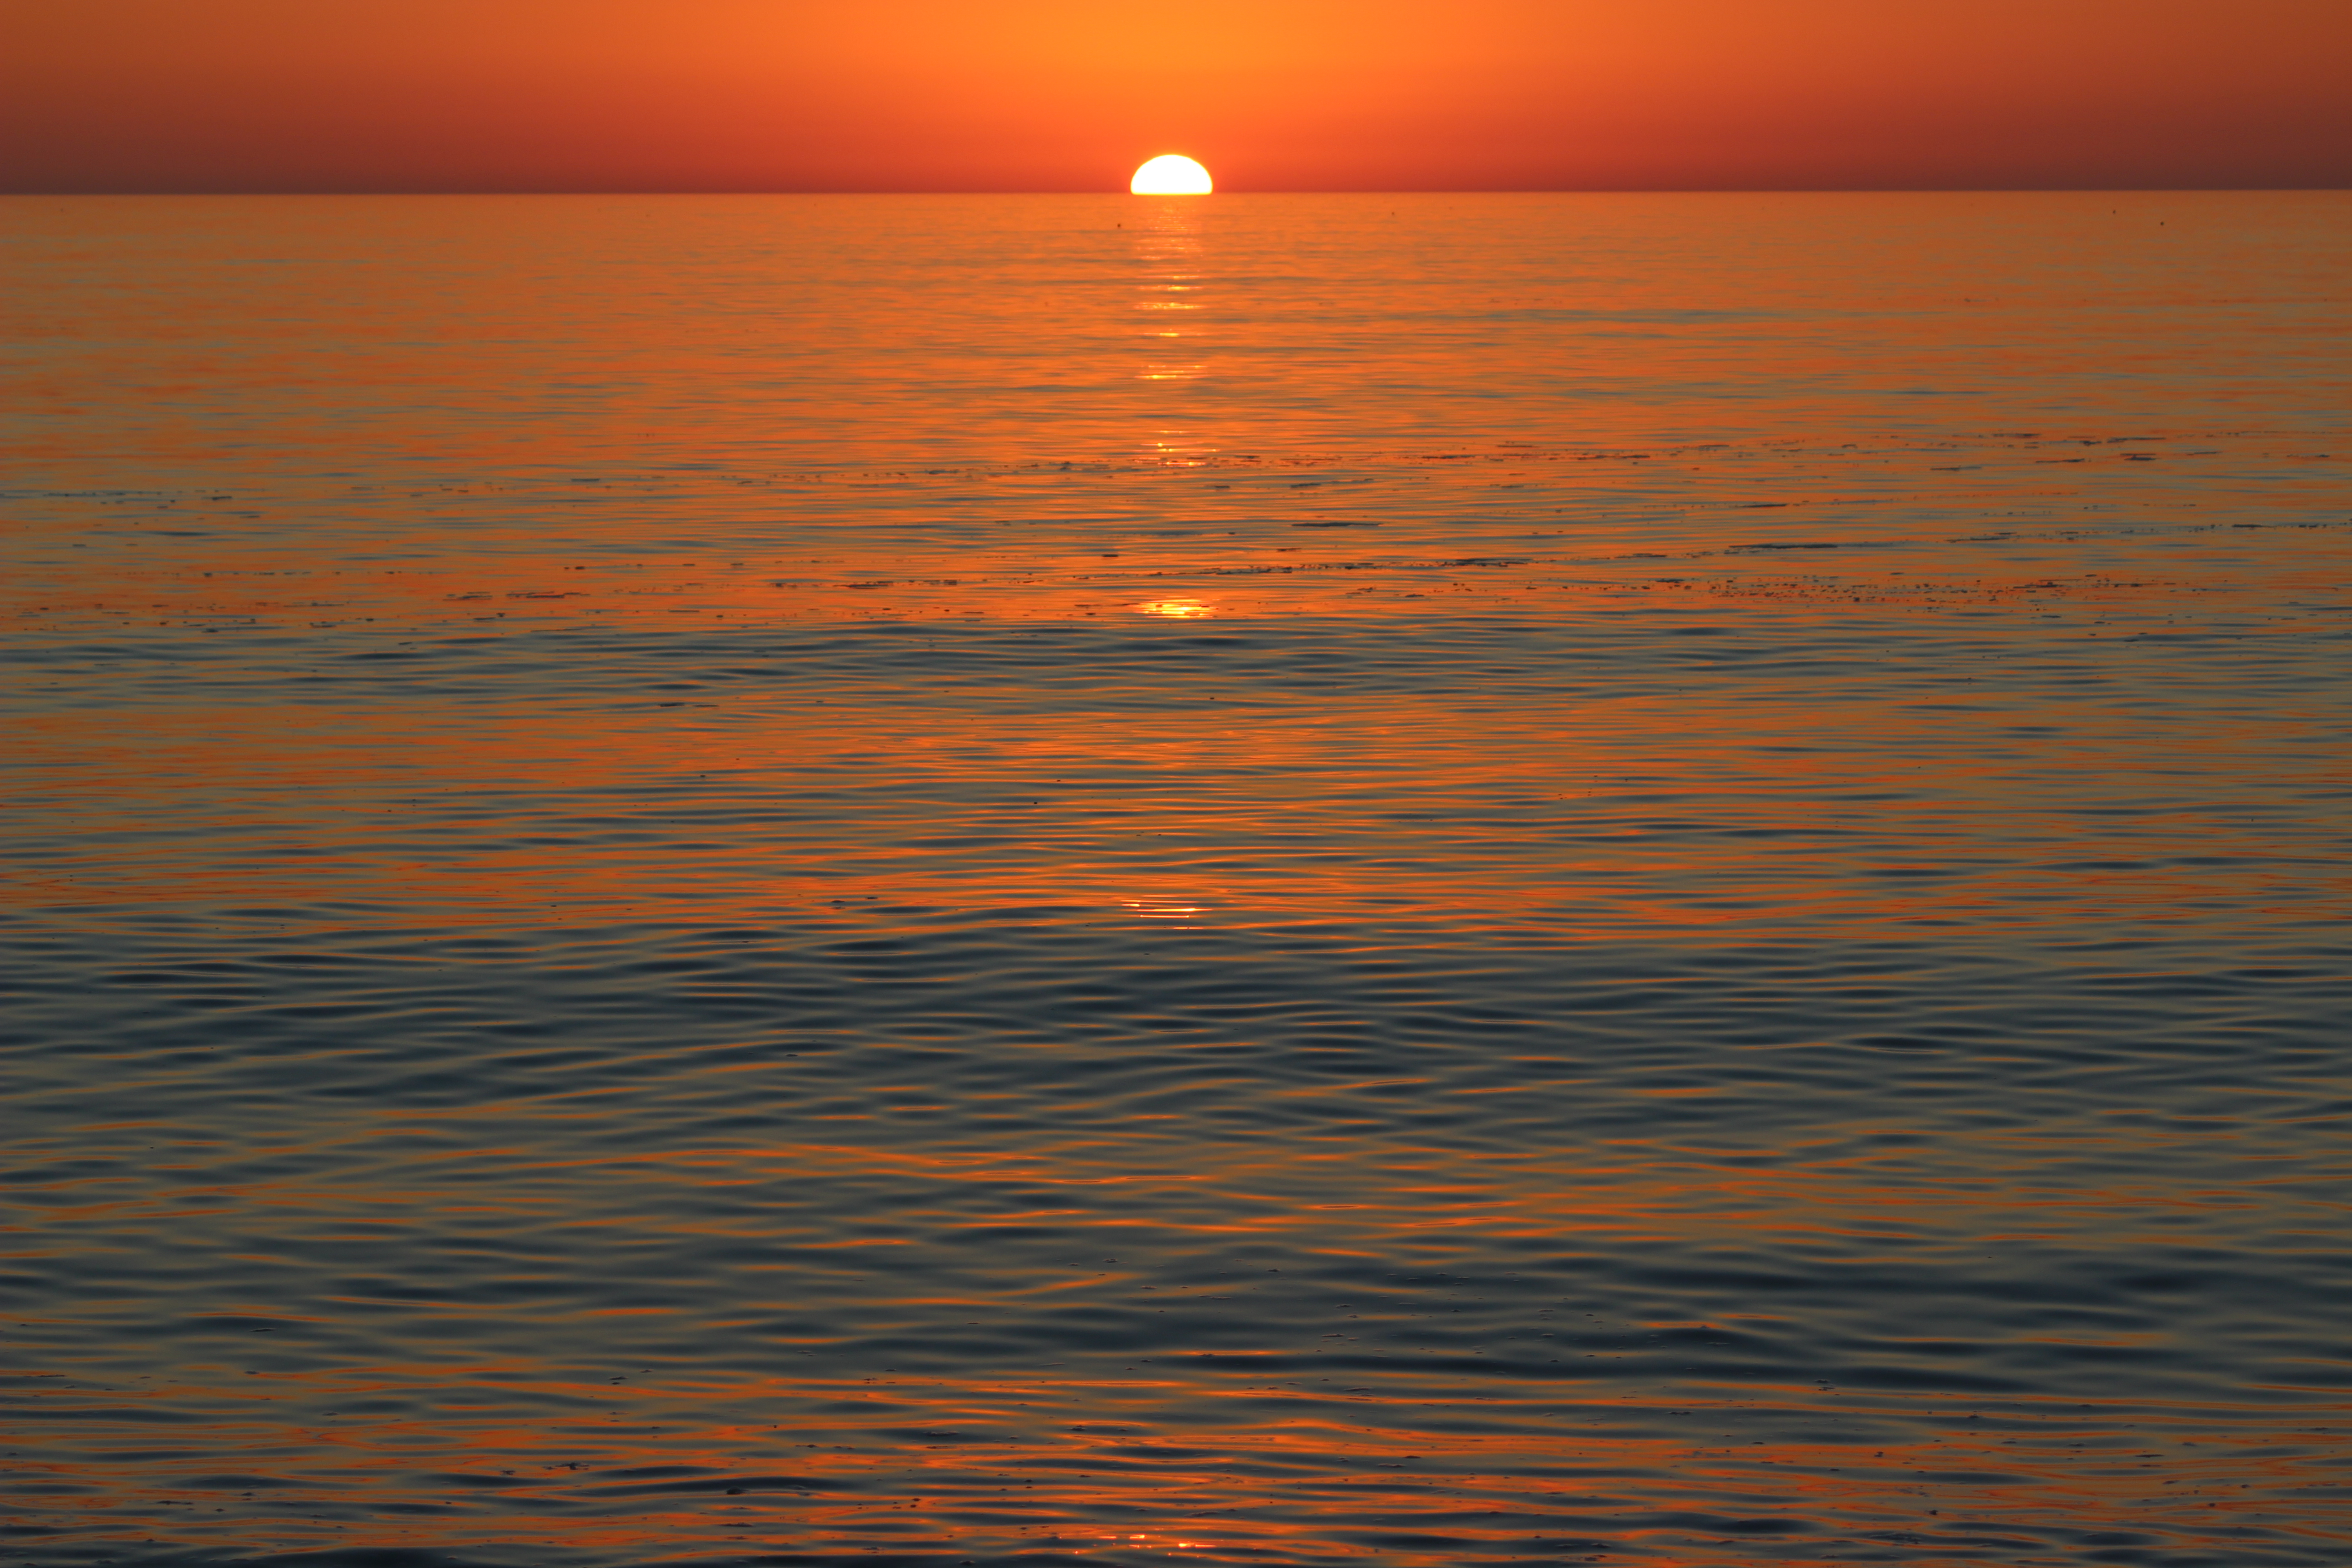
[4,190,2348,1567]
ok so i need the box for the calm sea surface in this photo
[4,192,2349,1568]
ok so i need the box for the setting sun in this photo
[1130,154,1212,194]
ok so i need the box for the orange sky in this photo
[5,0,2347,191]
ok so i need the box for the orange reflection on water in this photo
[15,1092,2350,1561]
[10,193,2347,481]
[22,1390,2345,1565]
[12,600,2337,941]
[9,194,2349,1568]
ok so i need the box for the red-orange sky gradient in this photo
[6,0,2348,192]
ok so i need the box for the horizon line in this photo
[7,185,2347,198]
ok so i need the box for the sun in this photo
[1130,154,1212,195]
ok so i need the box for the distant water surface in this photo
[4,192,2349,1568]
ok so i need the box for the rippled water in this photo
[5,192,2349,1568]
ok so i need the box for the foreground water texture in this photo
[5,193,2349,1567]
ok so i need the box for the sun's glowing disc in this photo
[1130,154,1212,194]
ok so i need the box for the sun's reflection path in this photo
[1133,188,1210,417]
[1138,431,1216,461]
[1121,891,1212,921]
